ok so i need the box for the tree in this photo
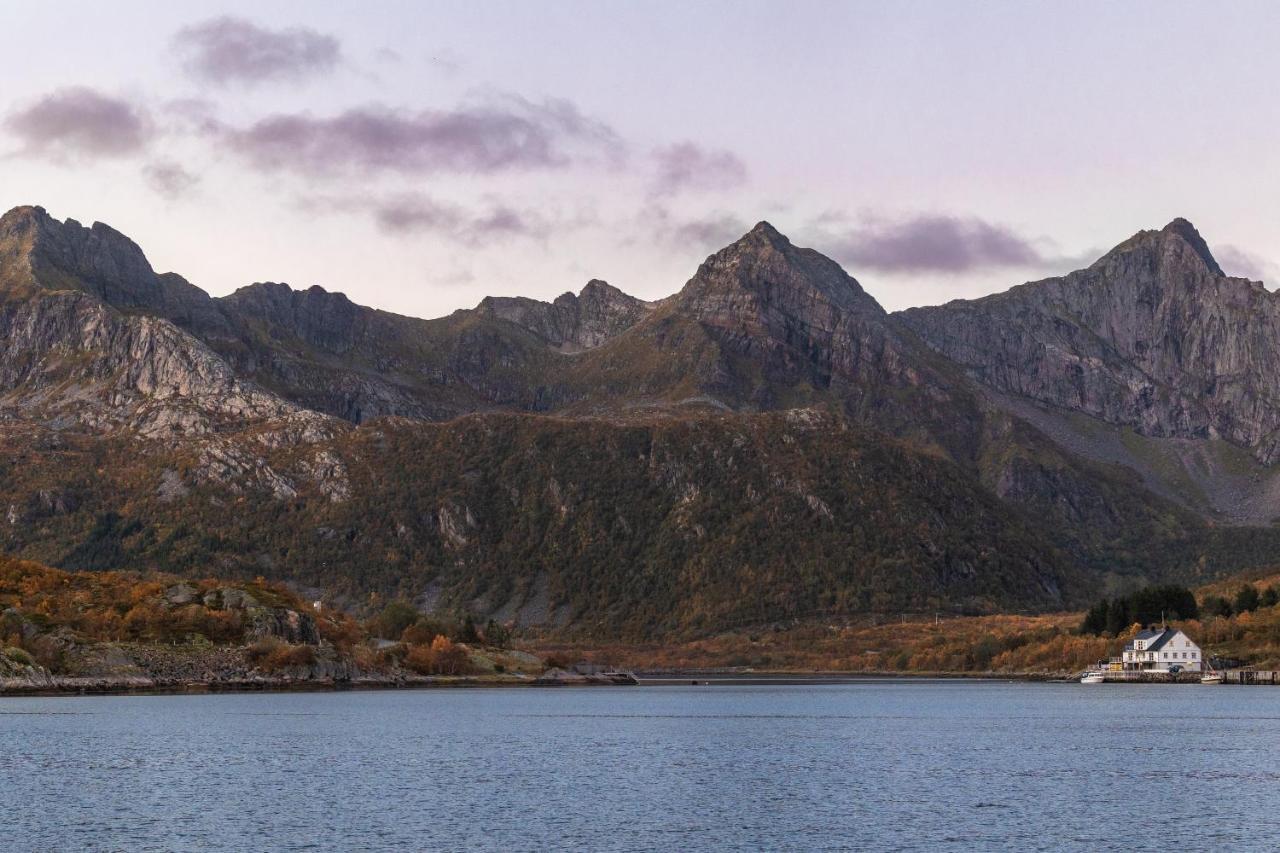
[483,618,511,649]
[1261,585,1279,608]
[1081,585,1200,636]
[1235,585,1261,614]
[458,613,479,644]
[1080,601,1108,635]
[1104,599,1129,636]
[372,600,419,640]
[1201,595,1233,619]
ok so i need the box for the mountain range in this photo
[2,204,1279,638]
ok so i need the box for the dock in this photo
[1221,669,1280,685]
[1090,669,1279,685]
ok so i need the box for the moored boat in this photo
[1080,670,1105,684]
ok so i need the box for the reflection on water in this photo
[5,681,1280,851]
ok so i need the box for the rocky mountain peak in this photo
[899,216,1280,462]
[1092,216,1225,279]
[679,222,882,319]
[3,206,157,301]
[0,205,227,335]
[1161,217,1223,275]
[476,279,652,351]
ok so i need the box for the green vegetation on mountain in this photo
[5,204,1280,643]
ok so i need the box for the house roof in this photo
[1124,628,1186,652]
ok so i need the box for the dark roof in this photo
[1146,629,1178,652]
[1124,628,1187,652]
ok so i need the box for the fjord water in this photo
[5,682,1280,851]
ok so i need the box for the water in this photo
[3,680,1280,851]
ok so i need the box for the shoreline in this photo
[1,668,1070,698]
[0,674,547,698]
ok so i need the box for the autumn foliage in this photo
[403,635,473,676]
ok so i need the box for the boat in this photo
[1201,669,1223,685]
[1080,670,1105,684]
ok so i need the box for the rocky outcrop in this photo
[219,282,369,354]
[247,608,321,645]
[475,279,653,351]
[0,288,320,437]
[899,219,1280,462]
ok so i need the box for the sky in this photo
[3,1,1280,319]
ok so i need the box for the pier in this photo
[1090,669,1279,684]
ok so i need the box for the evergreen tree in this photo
[1080,600,1109,635]
[484,618,511,648]
[1235,584,1261,614]
[1104,599,1129,636]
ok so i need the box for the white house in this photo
[1122,627,1202,673]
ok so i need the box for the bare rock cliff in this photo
[475,279,653,351]
[899,219,1280,462]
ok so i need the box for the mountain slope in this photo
[0,411,1084,638]
[2,203,1279,638]
[900,219,1280,463]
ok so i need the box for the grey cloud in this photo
[4,88,152,159]
[173,16,341,85]
[645,205,749,250]
[144,161,200,199]
[375,195,549,245]
[823,214,1046,274]
[308,193,550,246]
[651,142,747,195]
[222,96,623,176]
[1216,244,1278,283]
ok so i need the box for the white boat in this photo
[1080,670,1105,684]
[1201,671,1223,684]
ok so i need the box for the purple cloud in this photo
[825,214,1044,273]
[374,195,548,244]
[173,16,341,86]
[4,88,152,159]
[143,161,200,199]
[651,142,747,195]
[222,96,623,176]
[307,193,549,246]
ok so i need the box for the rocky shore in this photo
[0,640,548,696]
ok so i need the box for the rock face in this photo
[899,219,1280,462]
[0,287,311,437]
[476,279,653,351]
[672,222,918,394]
[9,202,1280,636]
[0,206,229,331]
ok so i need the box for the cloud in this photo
[820,213,1047,274]
[651,142,747,196]
[374,194,548,244]
[143,161,200,199]
[303,192,551,246]
[4,87,152,159]
[1215,244,1278,283]
[173,16,341,86]
[644,205,749,251]
[220,95,623,177]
